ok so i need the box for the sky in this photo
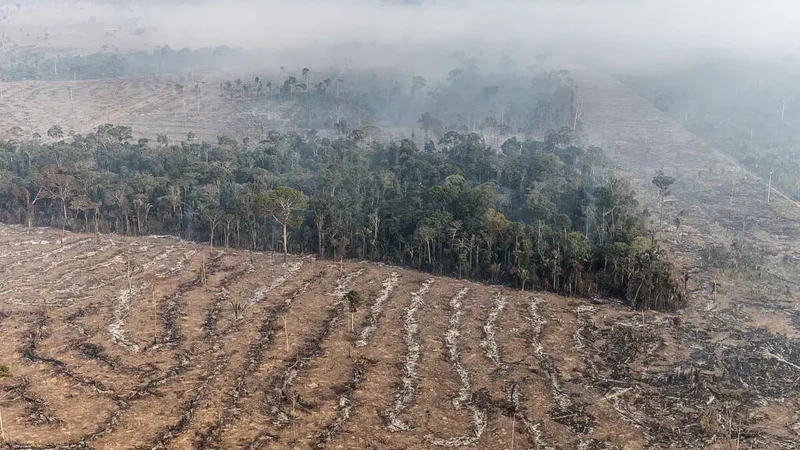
[3,0,800,72]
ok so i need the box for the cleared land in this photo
[0,64,797,448]
[574,71,800,447]
[0,77,290,143]
[0,223,797,449]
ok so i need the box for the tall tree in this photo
[652,170,675,229]
[257,186,307,260]
[36,165,76,228]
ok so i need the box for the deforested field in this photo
[0,78,286,143]
[0,224,798,450]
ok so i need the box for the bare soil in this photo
[0,224,796,449]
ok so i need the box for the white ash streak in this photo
[355,272,399,348]
[247,261,304,307]
[382,278,434,432]
[481,292,507,370]
[107,283,146,352]
[426,287,488,447]
[529,297,571,410]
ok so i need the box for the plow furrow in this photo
[425,287,488,447]
[381,278,434,432]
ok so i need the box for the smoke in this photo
[3,0,800,72]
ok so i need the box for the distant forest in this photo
[0,46,576,137]
[220,64,575,138]
[0,125,682,310]
[626,60,800,200]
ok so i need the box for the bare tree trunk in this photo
[318,225,324,257]
[781,98,787,122]
[426,240,432,266]
[210,223,215,249]
[767,169,774,204]
[282,222,288,262]
[0,404,5,442]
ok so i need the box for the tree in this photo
[36,165,76,229]
[257,186,307,260]
[417,112,442,143]
[652,170,675,228]
[309,198,331,257]
[69,194,100,233]
[416,224,436,268]
[156,133,169,147]
[344,290,362,332]
[202,207,222,249]
[411,76,426,98]
[47,125,64,140]
[14,184,46,230]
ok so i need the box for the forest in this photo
[1,46,575,140]
[221,63,575,138]
[0,125,682,310]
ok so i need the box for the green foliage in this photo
[652,170,675,195]
[701,241,766,278]
[0,125,682,310]
[0,364,11,379]
[257,186,307,227]
[345,290,363,313]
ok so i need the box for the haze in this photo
[3,0,800,72]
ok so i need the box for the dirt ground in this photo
[569,70,800,449]
[0,76,293,143]
[0,224,796,449]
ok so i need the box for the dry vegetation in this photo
[571,70,800,448]
[0,222,796,449]
[0,77,289,143]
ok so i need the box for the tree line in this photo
[222,63,576,141]
[0,125,683,310]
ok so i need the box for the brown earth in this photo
[0,224,733,449]
[0,219,797,449]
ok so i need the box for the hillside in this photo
[0,222,797,449]
[0,55,797,450]
[571,70,800,447]
[0,77,288,143]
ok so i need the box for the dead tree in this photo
[14,186,46,231]
[230,293,246,320]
